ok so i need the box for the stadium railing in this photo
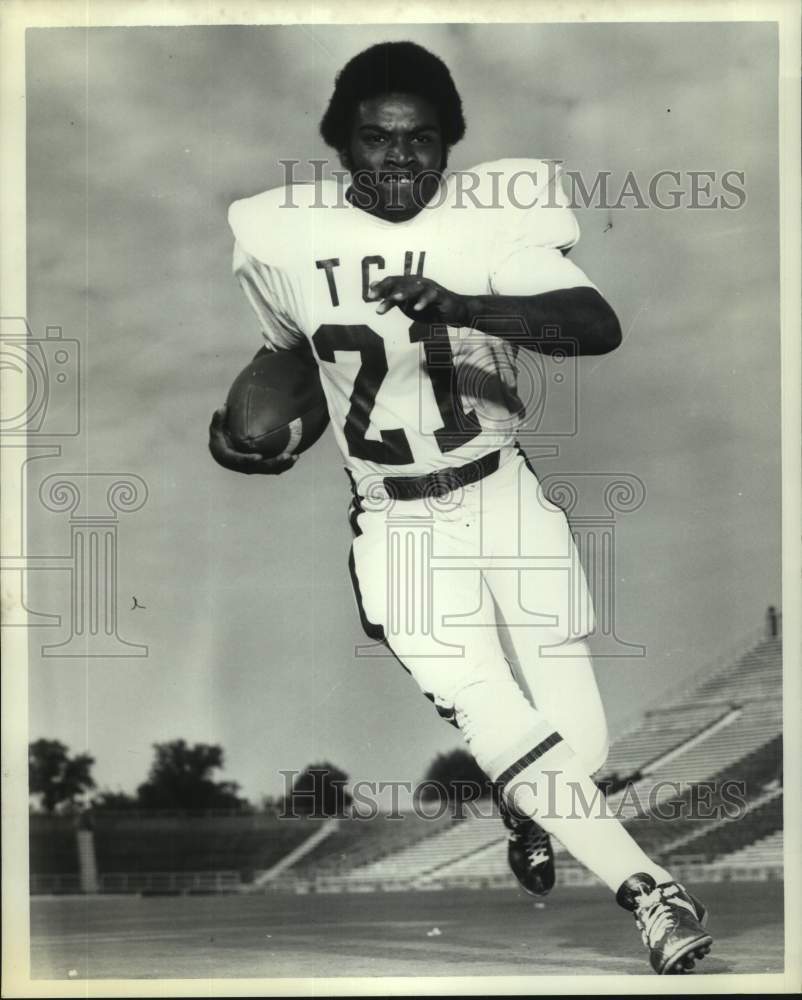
[30,873,82,895]
[97,871,242,894]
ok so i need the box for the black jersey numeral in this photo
[313,324,414,465]
[409,322,481,454]
[312,322,483,465]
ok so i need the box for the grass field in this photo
[30,882,784,981]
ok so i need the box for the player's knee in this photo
[451,674,609,791]
[452,676,543,779]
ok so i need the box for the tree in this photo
[422,749,493,814]
[136,740,248,810]
[29,739,96,814]
[283,762,352,817]
[91,789,140,811]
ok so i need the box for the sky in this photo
[23,21,781,804]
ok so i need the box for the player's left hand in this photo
[367,276,471,327]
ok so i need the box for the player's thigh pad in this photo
[349,502,516,712]
[484,455,595,645]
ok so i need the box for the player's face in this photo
[344,93,445,222]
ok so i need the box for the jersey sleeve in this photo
[486,159,594,296]
[231,241,306,352]
[228,189,308,351]
[489,246,598,296]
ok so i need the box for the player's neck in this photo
[344,177,445,224]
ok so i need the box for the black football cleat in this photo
[500,799,556,897]
[616,872,713,975]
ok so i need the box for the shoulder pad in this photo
[457,159,565,208]
[228,181,339,264]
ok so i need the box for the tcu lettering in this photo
[315,252,427,308]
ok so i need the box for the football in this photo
[224,344,329,458]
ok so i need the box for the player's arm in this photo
[463,286,620,357]
[369,160,621,356]
[208,237,304,476]
[367,277,621,357]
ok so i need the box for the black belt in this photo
[383,450,501,501]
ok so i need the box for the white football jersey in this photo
[228,159,595,484]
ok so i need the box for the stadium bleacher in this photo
[284,806,454,881]
[714,828,783,867]
[336,807,497,885]
[90,813,324,888]
[324,632,784,891]
[667,789,783,862]
[601,703,736,778]
[609,701,782,824]
[30,628,784,894]
[30,816,80,875]
[29,815,82,894]
[690,637,782,704]
[617,735,781,857]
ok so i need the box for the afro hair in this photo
[319,41,466,151]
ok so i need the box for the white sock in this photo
[507,751,674,892]
[452,677,674,892]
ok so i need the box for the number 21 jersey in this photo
[228,159,596,485]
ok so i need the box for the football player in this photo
[209,42,713,974]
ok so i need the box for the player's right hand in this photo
[208,406,298,476]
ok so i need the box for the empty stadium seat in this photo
[91,814,325,882]
[29,634,784,894]
[714,829,783,867]
[321,633,783,890]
